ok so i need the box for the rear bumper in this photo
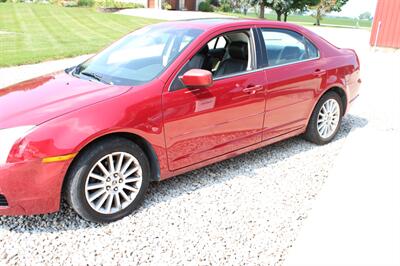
[345,75,361,115]
[0,160,68,216]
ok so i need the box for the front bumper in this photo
[0,159,69,216]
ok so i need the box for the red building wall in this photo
[370,0,400,48]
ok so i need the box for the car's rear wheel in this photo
[304,91,343,145]
[64,137,150,223]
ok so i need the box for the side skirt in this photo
[160,127,305,180]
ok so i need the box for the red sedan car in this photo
[0,19,360,222]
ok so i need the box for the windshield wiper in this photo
[80,71,104,82]
[80,71,113,85]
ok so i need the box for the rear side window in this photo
[261,29,318,67]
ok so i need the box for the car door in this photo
[257,28,324,140]
[162,29,267,171]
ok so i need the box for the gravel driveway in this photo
[0,27,397,265]
[0,120,364,265]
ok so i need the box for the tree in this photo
[311,0,349,26]
[252,0,319,21]
[251,0,266,18]
[241,0,252,15]
[285,0,321,21]
[218,0,234,12]
[250,0,293,21]
[359,11,372,20]
[285,0,320,21]
[232,0,252,15]
[267,0,292,21]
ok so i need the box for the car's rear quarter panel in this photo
[323,51,361,113]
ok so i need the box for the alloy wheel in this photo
[84,152,143,214]
[317,98,340,139]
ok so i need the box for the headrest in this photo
[280,46,301,60]
[228,41,248,60]
[199,45,209,55]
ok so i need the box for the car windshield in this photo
[71,25,203,86]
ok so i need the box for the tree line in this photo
[215,0,349,26]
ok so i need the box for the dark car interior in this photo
[171,30,252,91]
[261,29,319,67]
[266,45,305,66]
[170,29,319,91]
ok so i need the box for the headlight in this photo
[0,126,35,164]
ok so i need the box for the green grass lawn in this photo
[0,3,160,67]
[0,4,371,68]
[220,12,372,28]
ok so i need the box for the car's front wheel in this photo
[64,137,150,223]
[304,91,343,145]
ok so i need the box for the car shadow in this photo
[0,114,368,233]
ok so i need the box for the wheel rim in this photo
[317,98,340,139]
[85,152,143,215]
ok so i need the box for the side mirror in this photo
[179,69,213,88]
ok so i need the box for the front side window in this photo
[170,30,253,91]
[261,29,318,67]
[71,25,203,86]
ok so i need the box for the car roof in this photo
[156,18,302,32]
[150,18,335,55]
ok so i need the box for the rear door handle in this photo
[314,69,326,77]
[242,85,263,94]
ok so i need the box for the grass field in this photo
[220,12,372,28]
[0,4,371,68]
[0,3,159,67]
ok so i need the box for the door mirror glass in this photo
[179,69,213,88]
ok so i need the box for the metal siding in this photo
[394,0,400,48]
[370,0,400,48]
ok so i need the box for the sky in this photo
[331,0,377,18]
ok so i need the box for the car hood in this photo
[0,71,130,128]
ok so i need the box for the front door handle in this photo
[242,85,263,95]
[314,69,326,77]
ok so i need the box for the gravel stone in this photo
[0,116,361,265]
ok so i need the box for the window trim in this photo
[168,28,259,91]
[253,26,266,69]
[257,27,320,69]
[242,56,321,74]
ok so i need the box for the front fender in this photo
[8,81,169,177]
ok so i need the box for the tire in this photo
[304,91,343,145]
[64,137,150,223]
